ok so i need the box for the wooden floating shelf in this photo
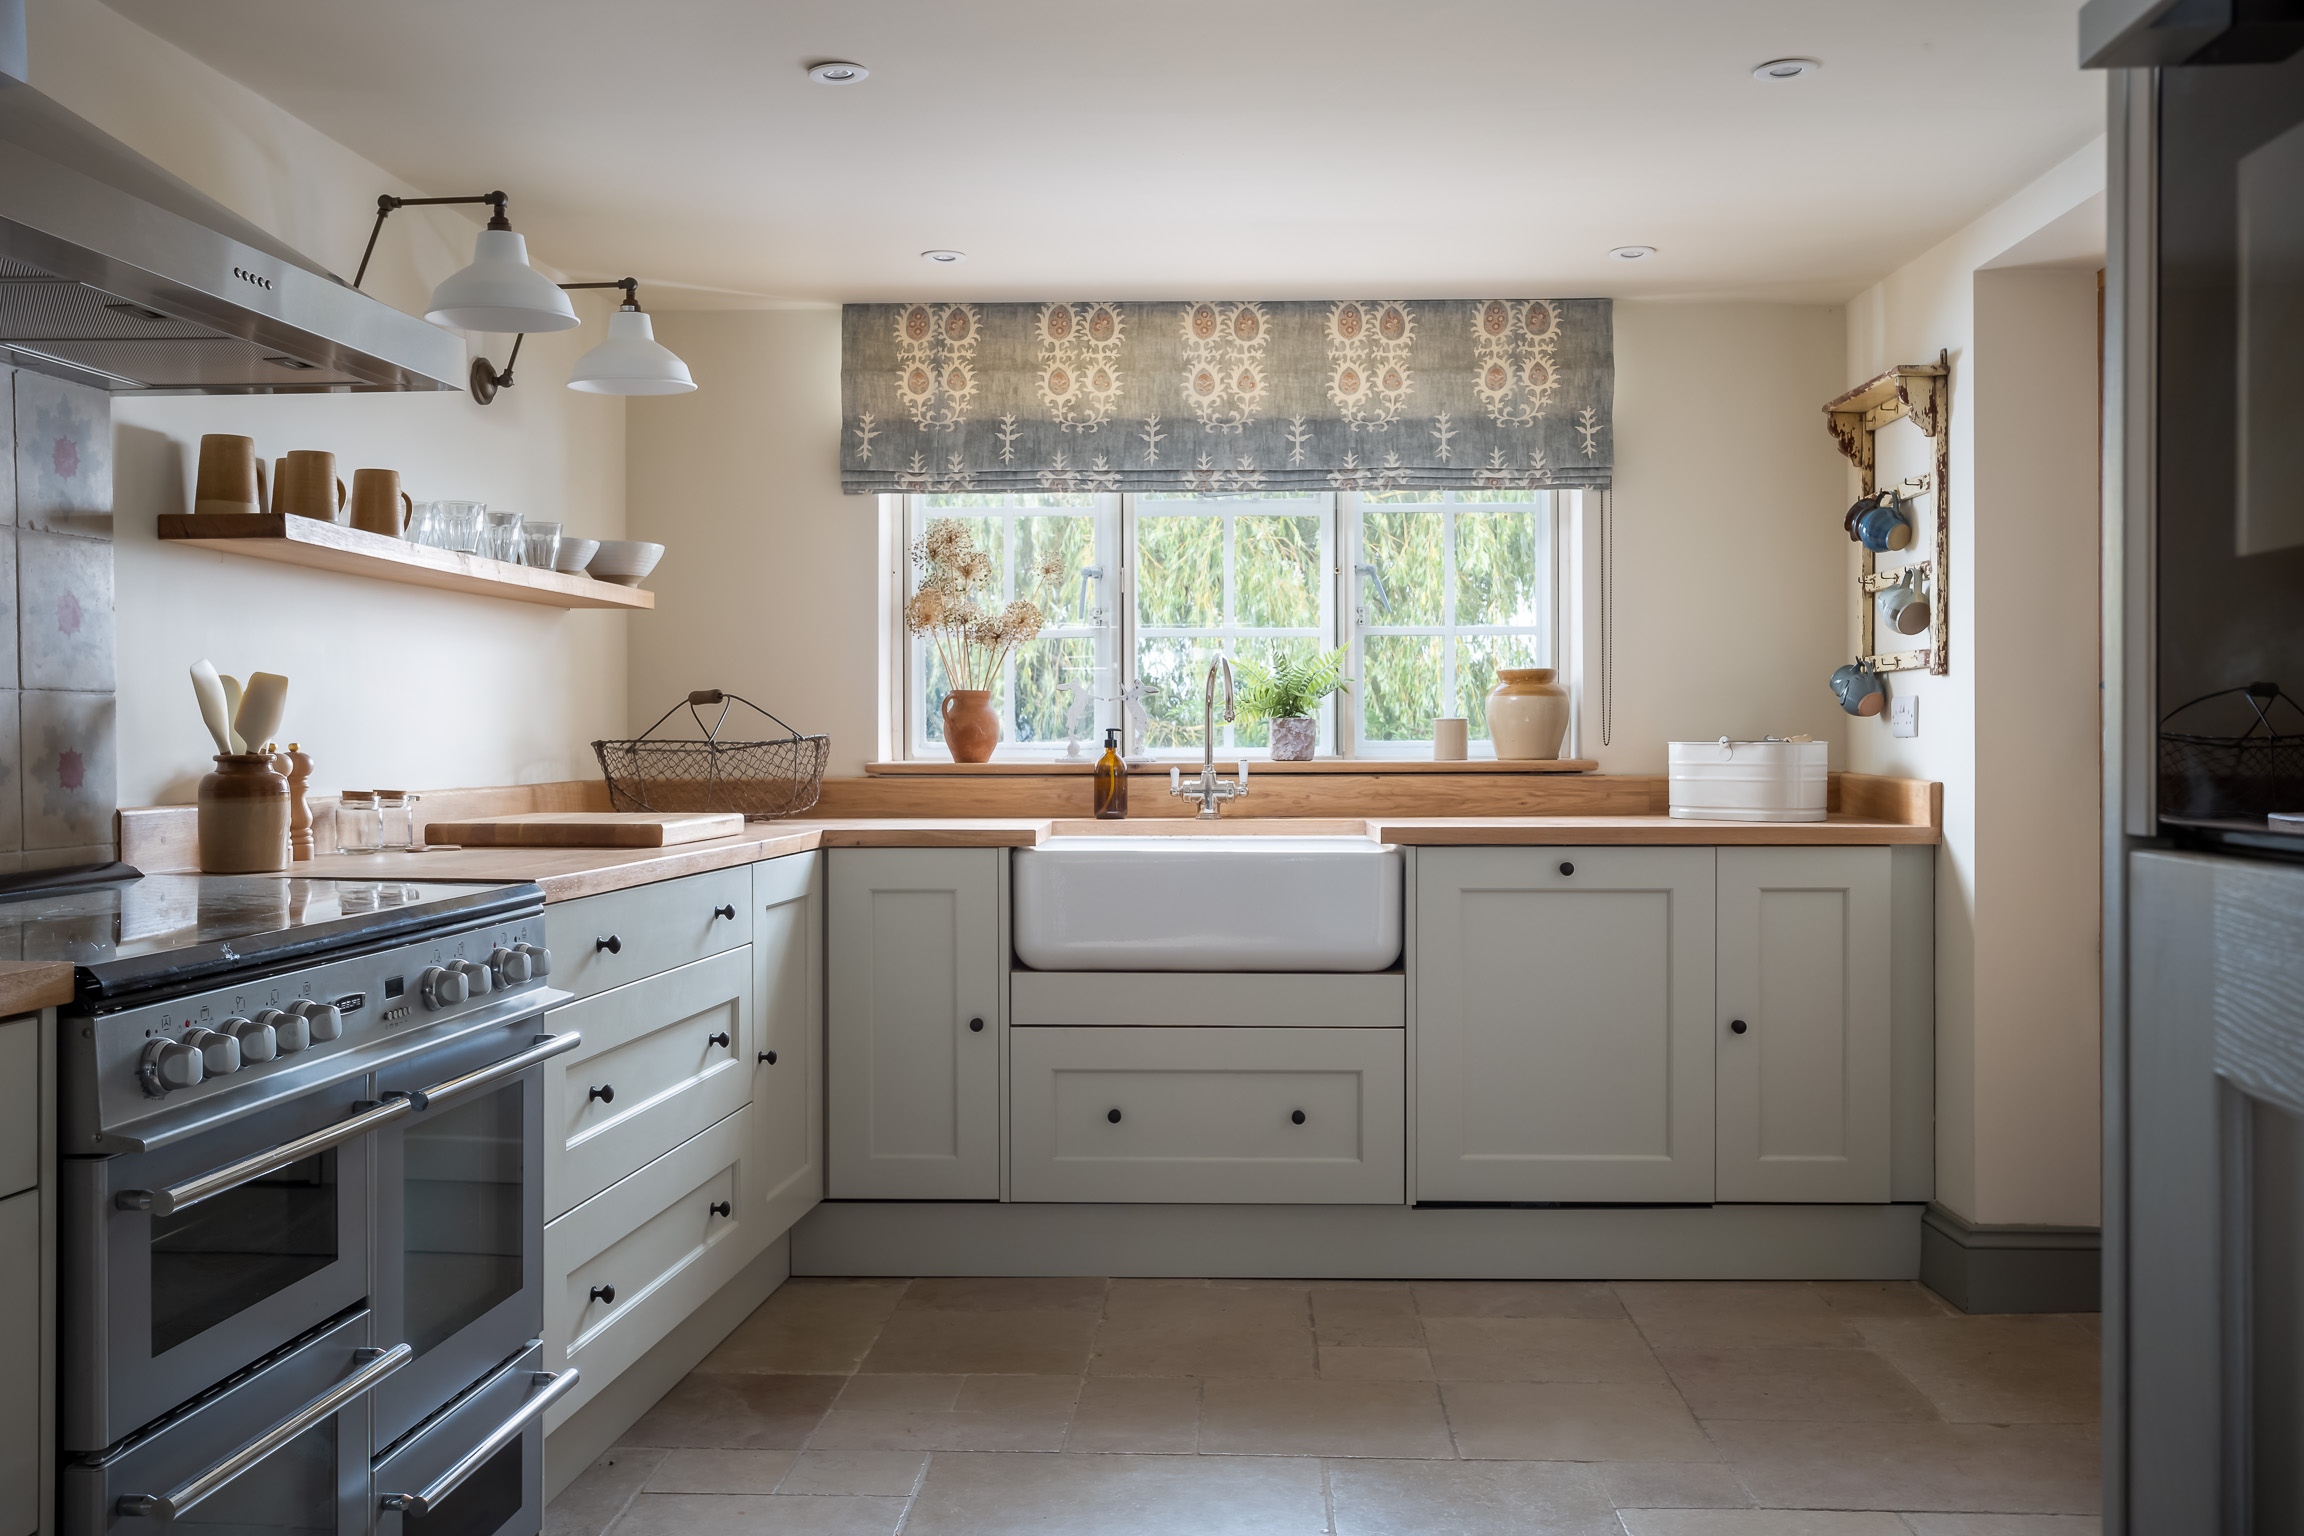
[865,758,1600,775]
[157,513,655,611]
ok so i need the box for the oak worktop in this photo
[0,960,77,1013]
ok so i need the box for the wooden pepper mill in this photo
[274,742,315,860]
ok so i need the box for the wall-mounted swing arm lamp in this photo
[355,191,694,404]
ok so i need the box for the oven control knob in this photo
[226,1016,278,1063]
[449,958,493,997]
[182,1028,242,1077]
[288,1000,343,1043]
[139,1038,203,1094]
[268,1006,311,1054]
[517,942,552,978]
[491,946,532,985]
[421,966,468,1010]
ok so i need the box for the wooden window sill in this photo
[866,759,1599,775]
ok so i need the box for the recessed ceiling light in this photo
[1752,57,1820,80]
[807,60,869,84]
[1608,246,1657,262]
[921,249,966,265]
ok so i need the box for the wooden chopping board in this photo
[424,811,747,848]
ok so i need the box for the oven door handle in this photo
[117,1343,412,1523]
[120,1095,421,1217]
[379,1365,580,1518]
[402,1030,582,1112]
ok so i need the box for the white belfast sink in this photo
[1013,835,1404,972]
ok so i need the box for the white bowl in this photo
[554,537,601,574]
[586,540,664,585]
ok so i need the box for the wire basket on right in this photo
[593,690,829,820]
[2157,682,2304,821]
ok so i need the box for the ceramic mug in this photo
[1830,661,1887,717]
[1878,568,1931,636]
[349,468,413,537]
[1857,493,1913,553]
[194,434,267,515]
[274,451,346,522]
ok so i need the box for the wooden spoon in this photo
[219,675,247,753]
[190,661,234,754]
[234,673,289,757]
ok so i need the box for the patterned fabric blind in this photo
[840,298,1612,495]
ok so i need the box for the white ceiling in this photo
[103,0,2103,309]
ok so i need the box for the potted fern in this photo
[1234,647,1352,761]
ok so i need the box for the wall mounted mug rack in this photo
[1823,352,1951,677]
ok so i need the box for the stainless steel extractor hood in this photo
[0,7,460,394]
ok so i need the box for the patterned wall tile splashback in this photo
[840,298,1613,495]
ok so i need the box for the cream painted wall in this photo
[30,0,628,806]
[1843,137,2106,1228]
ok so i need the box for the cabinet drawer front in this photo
[541,1107,756,1427]
[1011,1028,1404,1204]
[0,1015,34,1198]
[545,947,751,1218]
[546,866,752,999]
[1011,970,1405,1029]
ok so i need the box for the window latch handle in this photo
[1353,563,1391,615]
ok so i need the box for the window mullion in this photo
[1440,502,1458,723]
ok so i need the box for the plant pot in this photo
[1269,716,1317,761]
[1487,668,1570,760]
[940,689,1000,763]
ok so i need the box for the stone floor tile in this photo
[859,1305,1100,1375]
[547,1449,666,1536]
[900,1450,1330,1535]
[1312,1283,1424,1347]
[699,1281,908,1375]
[1442,1381,1720,1462]
[1091,1281,1317,1378]
[1811,1282,1957,1319]
[1617,1513,1910,1535]
[807,1374,1081,1453]
[1413,1282,1626,1320]
[644,1449,799,1494]
[774,1451,928,1496]
[1327,1458,1621,1535]
[1856,1316,2101,1424]
[832,1375,963,1412]
[1063,1376,1201,1453]
[617,1376,844,1450]
[608,1491,907,1536]
[896,1277,1108,1312]
[1424,1316,1669,1384]
[1320,1346,1436,1381]
[1614,1283,1866,1350]
[1899,1517,2104,1535]
[1656,1347,1939,1421]
[1597,1461,1754,1510]
[1198,1377,1455,1458]
[1704,1419,2101,1513]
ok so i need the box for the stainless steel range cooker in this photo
[32,873,576,1536]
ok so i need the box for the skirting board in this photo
[792,1201,1924,1280]
[1918,1201,2102,1314]
[544,1234,790,1502]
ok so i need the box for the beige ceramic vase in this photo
[940,689,1000,763]
[197,753,291,872]
[1486,668,1570,760]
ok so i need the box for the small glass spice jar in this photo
[377,790,417,851]
[338,790,382,854]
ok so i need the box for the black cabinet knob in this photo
[1558,861,1576,877]
[589,1284,615,1304]
[1291,1109,1307,1125]
[969,1017,985,1033]
[709,1200,731,1218]
[596,934,622,954]
[708,1031,731,1048]
[1107,1107,1123,1124]
[588,1083,615,1104]
[759,1049,778,1065]
[1729,1019,1748,1035]
[714,905,737,921]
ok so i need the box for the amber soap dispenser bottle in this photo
[1093,728,1127,819]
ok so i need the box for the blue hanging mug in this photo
[1857,491,1914,553]
[1830,660,1887,717]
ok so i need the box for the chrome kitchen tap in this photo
[1168,656,1249,819]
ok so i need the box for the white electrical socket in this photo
[1889,695,1919,737]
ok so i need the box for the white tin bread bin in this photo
[1668,737,1829,822]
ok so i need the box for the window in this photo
[898,488,1565,759]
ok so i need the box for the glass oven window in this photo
[403,1441,521,1536]
[404,1084,525,1356]
[151,1153,338,1356]
[178,1418,337,1536]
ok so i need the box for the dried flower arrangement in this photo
[905,520,1068,692]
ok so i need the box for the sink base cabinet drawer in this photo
[542,1106,759,1428]
[546,867,753,1002]
[1010,1028,1404,1204]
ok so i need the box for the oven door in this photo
[375,1344,574,1536]
[63,1075,379,1452]
[372,1014,576,1448]
[62,1309,401,1536]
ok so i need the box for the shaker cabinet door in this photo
[1416,847,1717,1203]
[752,851,824,1234]
[826,848,1003,1199]
[1714,847,1892,1202]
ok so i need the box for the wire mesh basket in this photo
[2158,682,2304,820]
[593,690,829,820]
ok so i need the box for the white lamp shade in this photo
[425,229,582,334]
[567,309,696,395]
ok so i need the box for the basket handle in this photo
[2160,681,2300,738]
[636,690,807,745]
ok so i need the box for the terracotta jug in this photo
[1487,667,1570,760]
[940,690,999,763]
